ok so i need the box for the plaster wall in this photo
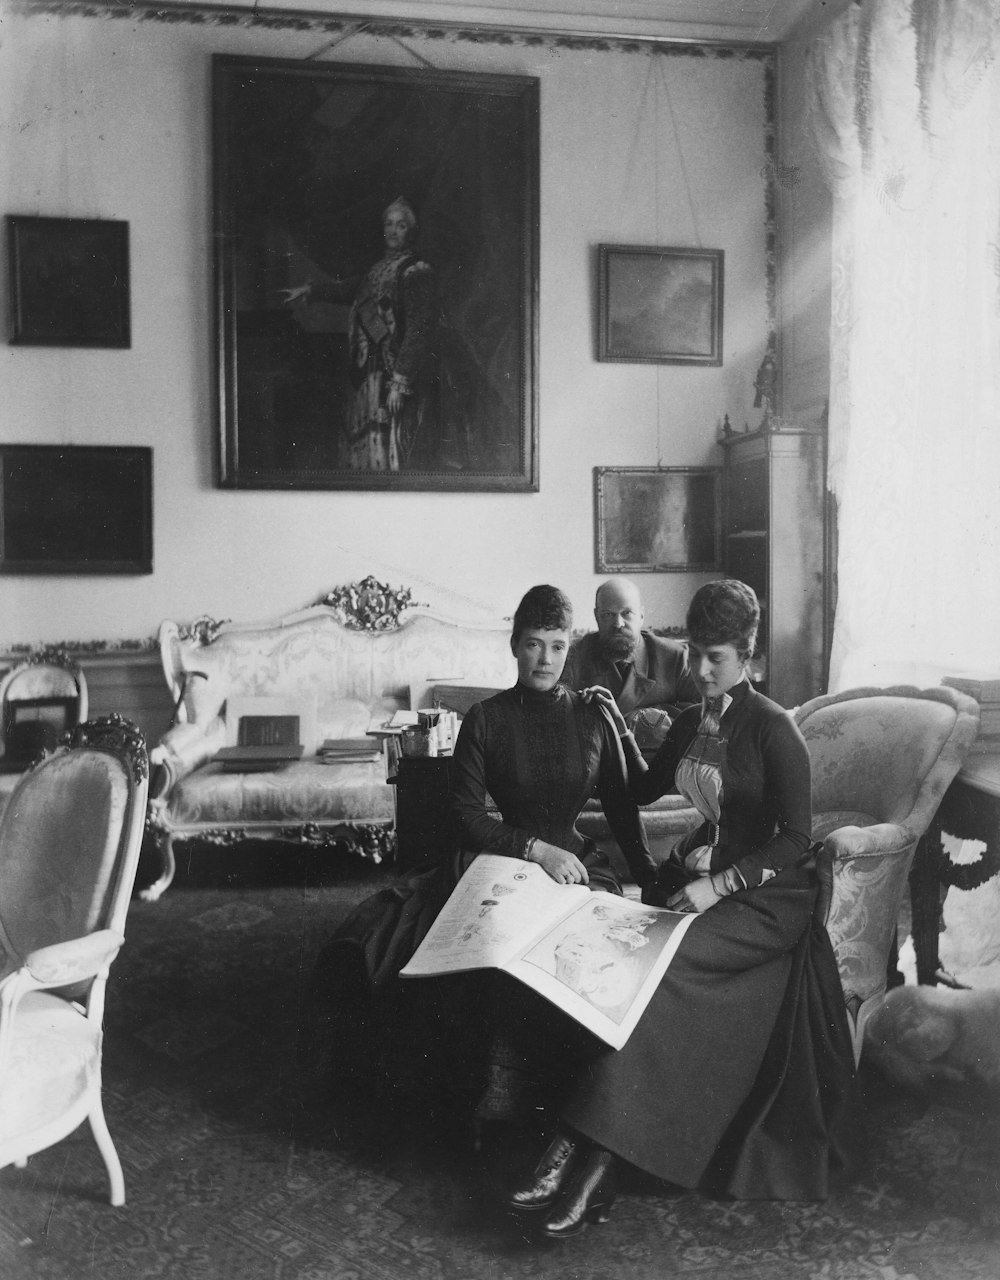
[1,10,772,644]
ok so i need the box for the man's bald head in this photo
[594,578,644,660]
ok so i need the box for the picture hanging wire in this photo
[615,55,706,467]
[305,23,439,69]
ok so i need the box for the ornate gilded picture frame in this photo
[597,245,723,366]
[594,466,721,573]
[213,55,539,492]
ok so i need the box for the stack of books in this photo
[317,737,382,765]
[943,676,1000,744]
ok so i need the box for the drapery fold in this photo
[805,0,1000,692]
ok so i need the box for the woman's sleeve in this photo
[595,709,657,888]
[732,711,813,889]
[623,709,700,804]
[448,703,532,859]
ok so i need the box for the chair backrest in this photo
[795,685,980,839]
[0,654,88,762]
[0,715,148,985]
[795,685,979,1013]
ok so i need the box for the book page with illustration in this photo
[401,855,696,1049]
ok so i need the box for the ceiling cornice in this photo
[16,0,779,56]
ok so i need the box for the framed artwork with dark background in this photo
[6,216,131,348]
[597,245,723,366]
[213,55,539,491]
[595,466,721,573]
[0,445,152,575]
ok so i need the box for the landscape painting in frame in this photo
[213,55,539,491]
[598,245,723,366]
[595,467,721,573]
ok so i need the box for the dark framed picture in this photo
[594,466,721,573]
[213,55,539,491]
[6,216,131,348]
[597,245,723,365]
[0,445,152,575]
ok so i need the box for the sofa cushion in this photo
[164,759,394,827]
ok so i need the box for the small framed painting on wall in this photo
[6,216,131,348]
[595,466,721,573]
[0,445,152,574]
[597,245,723,365]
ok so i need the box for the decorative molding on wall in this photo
[18,0,775,58]
[4,637,158,659]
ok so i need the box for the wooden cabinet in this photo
[389,756,458,873]
[721,425,826,708]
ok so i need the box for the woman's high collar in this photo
[513,681,565,707]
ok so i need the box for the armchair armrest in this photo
[0,929,125,1064]
[149,716,226,794]
[24,928,125,987]
[823,822,915,861]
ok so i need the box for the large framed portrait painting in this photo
[213,55,539,491]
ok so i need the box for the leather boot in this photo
[506,1131,580,1211]
[541,1148,617,1239]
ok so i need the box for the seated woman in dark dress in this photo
[506,579,856,1239]
[309,584,657,1116]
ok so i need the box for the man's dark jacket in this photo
[561,630,700,719]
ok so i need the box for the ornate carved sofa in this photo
[146,581,515,900]
[147,578,700,901]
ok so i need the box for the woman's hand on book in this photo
[530,840,590,886]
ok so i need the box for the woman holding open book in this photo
[307,584,656,1115]
[505,579,856,1238]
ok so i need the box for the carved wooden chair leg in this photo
[139,832,176,902]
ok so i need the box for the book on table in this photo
[400,854,697,1049]
[317,737,383,763]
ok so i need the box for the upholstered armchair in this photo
[0,715,148,1206]
[795,685,980,1064]
[0,651,89,819]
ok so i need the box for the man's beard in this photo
[599,631,637,662]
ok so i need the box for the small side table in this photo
[389,756,458,874]
[910,748,1000,985]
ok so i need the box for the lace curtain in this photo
[806,0,1000,691]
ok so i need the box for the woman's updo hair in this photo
[383,196,418,231]
[511,584,573,646]
[686,579,760,661]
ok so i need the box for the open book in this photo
[400,854,697,1049]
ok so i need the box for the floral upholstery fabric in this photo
[823,843,914,1005]
[168,759,395,826]
[803,694,964,829]
[795,686,980,1011]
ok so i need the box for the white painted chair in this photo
[0,715,148,1205]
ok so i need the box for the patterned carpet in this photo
[1,844,999,1280]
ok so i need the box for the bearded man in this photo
[562,578,699,758]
